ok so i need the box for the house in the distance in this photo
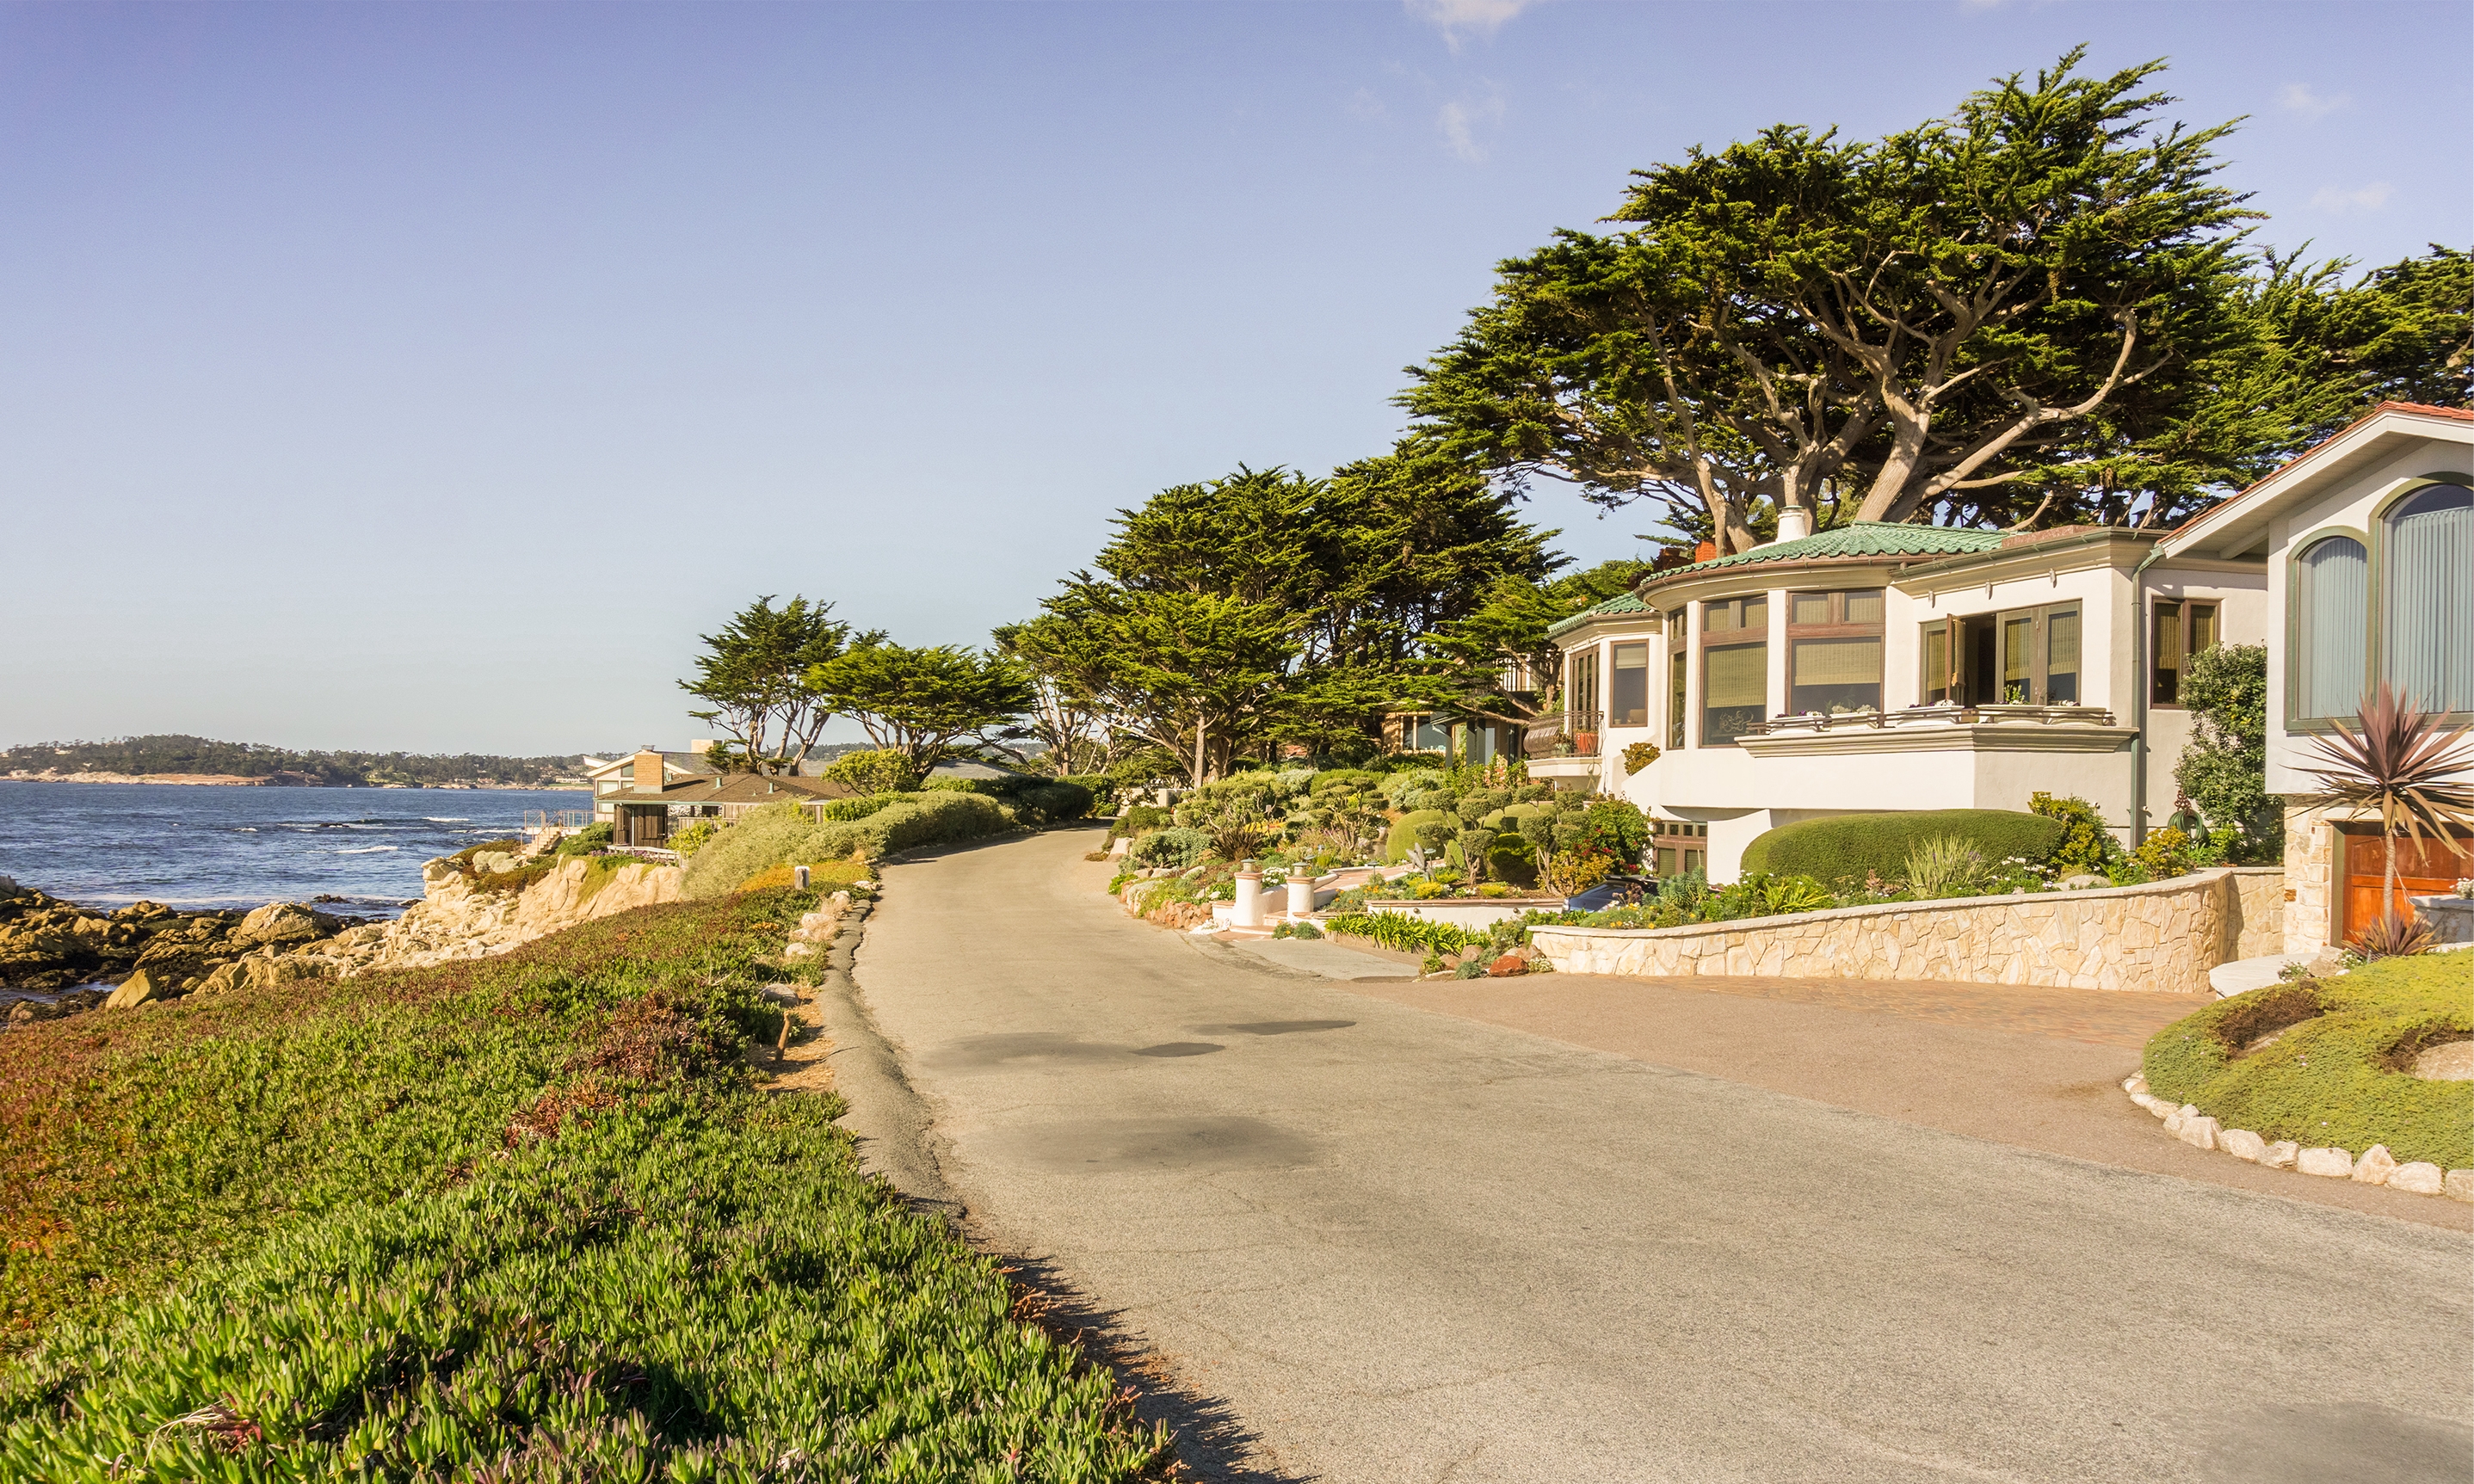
[2151,402,2473,951]
[1536,519,2270,882]
[589,747,855,847]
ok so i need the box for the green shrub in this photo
[667,819,719,859]
[1109,804,1174,842]
[1322,910,1481,956]
[1486,832,1539,888]
[1383,809,1456,864]
[2143,954,2473,1167]
[821,748,920,795]
[1738,810,2064,890]
[1009,779,1095,825]
[2029,792,2115,875]
[1127,828,1209,869]
[813,793,898,823]
[1311,769,1379,795]
[680,796,1009,898]
[1903,835,1988,899]
[555,822,614,856]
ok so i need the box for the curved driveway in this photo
[851,828,2471,1484]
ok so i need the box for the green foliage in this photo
[553,822,615,859]
[2028,792,2115,875]
[679,797,1009,898]
[1126,828,1210,870]
[1739,810,2064,891]
[2173,644,2281,863]
[1322,911,1482,957]
[2142,954,2473,1168]
[666,819,719,859]
[809,643,1036,776]
[0,735,587,788]
[1107,804,1174,842]
[811,793,898,824]
[1009,779,1096,826]
[821,748,921,796]
[0,894,1166,1478]
[2119,827,2201,884]
[680,594,859,773]
[1382,809,1454,864]
[1902,835,1986,900]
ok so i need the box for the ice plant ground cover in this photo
[0,890,1166,1482]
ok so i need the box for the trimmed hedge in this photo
[2142,954,2473,1168]
[1737,810,2064,889]
[681,796,1011,898]
[1382,809,1455,864]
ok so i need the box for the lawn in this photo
[0,890,1168,1481]
[2142,951,2474,1169]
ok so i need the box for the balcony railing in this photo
[1743,703,2118,736]
[1523,711,1606,758]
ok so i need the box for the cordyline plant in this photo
[2299,682,2474,948]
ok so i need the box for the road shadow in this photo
[995,1250,1310,1484]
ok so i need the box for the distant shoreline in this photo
[1,773,587,791]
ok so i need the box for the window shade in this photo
[1612,643,1648,670]
[1705,643,1767,707]
[2003,617,2033,683]
[2046,608,2080,674]
[1844,589,1884,624]
[1793,637,1881,686]
[1791,593,1832,625]
[2385,487,2474,713]
[2298,536,2368,717]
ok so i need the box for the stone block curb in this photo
[2121,1073,2471,1204]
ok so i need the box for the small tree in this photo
[2174,644,2280,862]
[809,643,1036,777]
[2298,683,2474,941]
[680,596,861,773]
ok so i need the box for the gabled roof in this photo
[1545,590,1656,639]
[2156,402,2474,561]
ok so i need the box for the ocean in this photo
[0,783,592,914]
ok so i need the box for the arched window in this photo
[2383,483,2474,714]
[2293,534,2366,719]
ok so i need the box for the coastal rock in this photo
[103,968,166,1010]
[234,902,328,948]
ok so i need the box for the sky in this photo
[3,0,2466,756]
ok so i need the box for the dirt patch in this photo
[2405,1036,2474,1081]
[2214,982,2325,1059]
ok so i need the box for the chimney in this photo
[1773,505,1814,545]
[632,749,665,791]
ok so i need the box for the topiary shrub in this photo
[1383,809,1456,864]
[1737,810,2064,891]
[2142,954,2472,1168]
[1311,769,1379,795]
[821,748,920,795]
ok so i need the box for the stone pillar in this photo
[1285,877,1316,919]
[1232,861,1265,929]
[2281,797,2335,955]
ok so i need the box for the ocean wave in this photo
[330,845,402,854]
[424,817,471,823]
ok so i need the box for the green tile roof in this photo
[1544,589,1656,639]
[1648,520,2007,582]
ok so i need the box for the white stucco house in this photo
[1533,517,2270,882]
[2150,402,2473,950]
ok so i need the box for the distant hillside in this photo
[2,736,589,788]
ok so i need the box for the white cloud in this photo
[2310,182,2394,213]
[2278,82,2349,120]
[1405,0,1541,50]
[1438,93,1505,163]
[1348,87,1388,122]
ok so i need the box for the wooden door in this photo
[2339,829,2473,939]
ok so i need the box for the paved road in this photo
[850,828,2473,1484]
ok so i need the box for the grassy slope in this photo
[2142,952,2474,1168]
[0,891,1165,1481]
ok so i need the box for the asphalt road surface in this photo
[848,828,2473,1484]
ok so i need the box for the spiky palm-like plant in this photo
[2299,683,2474,944]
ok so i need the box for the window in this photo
[2384,484,2473,714]
[1786,589,1884,715]
[1702,599,1769,746]
[2293,534,2367,720]
[1567,649,1599,729]
[1650,820,1707,878]
[1609,643,1650,726]
[1402,714,1450,752]
[1921,603,2080,706]
[1667,610,1687,748]
[2150,600,2218,705]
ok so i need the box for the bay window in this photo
[1701,594,1768,745]
[1786,589,1884,715]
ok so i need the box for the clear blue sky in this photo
[3,0,2465,755]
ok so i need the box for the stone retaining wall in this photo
[1530,867,2278,994]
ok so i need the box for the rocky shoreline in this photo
[0,833,682,1028]
[1,771,586,789]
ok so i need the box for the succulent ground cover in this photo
[2141,953,2474,1169]
[0,890,1166,1481]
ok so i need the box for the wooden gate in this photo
[2336,828,2472,941]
